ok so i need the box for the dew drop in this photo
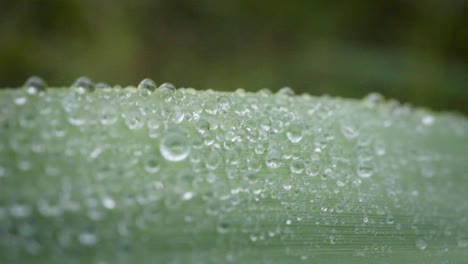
[357,161,374,178]
[72,76,94,92]
[78,232,98,246]
[286,123,304,143]
[341,124,359,139]
[217,220,230,234]
[160,133,190,162]
[205,149,222,170]
[138,78,157,92]
[158,82,175,91]
[95,82,110,89]
[9,203,32,219]
[329,235,336,244]
[421,115,434,126]
[415,239,427,250]
[217,96,231,111]
[123,109,145,130]
[457,238,468,248]
[144,156,161,173]
[265,150,282,169]
[102,196,116,209]
[278,86,295,96]
[99,105,118,125]
[23,76,47,94]
[290,159,305,174]
[196,118,211,134]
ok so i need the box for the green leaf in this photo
[1,85,467,263]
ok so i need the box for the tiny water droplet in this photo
[415,239,427,250]
[160,133,190,162]
[457,238,468,248]
[217,96,231,111]
[196,119,211,134]
[144,156,161,173]
[138,78,157,91]
[123,109,145,130]
[357,161,373,178]
[341,124,359,139]
[78,232,98,246]
[290,159,305,174]
[99,105,118,125]
[266,150,282,169]
[217,220,230,234]
[102,197,116,209]
[421,115,434,126]
[95,82,110,89]
[286,123,304,143]
[329,235,336,244]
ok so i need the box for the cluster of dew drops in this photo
[1,75,467,260]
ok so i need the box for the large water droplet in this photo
[23,76,47,94]
[138,78,157,92]
[160,133,190,162]
[72,76,94,93]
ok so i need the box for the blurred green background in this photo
[0,0,467,113]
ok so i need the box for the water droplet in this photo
[181,191,195,201]
[99,105,118,125]
[363,92,384,107]
[329,235,336,244]
[9,203,32,219]
[160,133,190,162]
[290,159,305,174]
[386,216,394,224]
[72,76,94,92]
[357,161,373,178]
[217,220,230,234]
[102,196,116,209]
[158,82,175,91]
[278,86,295,96]
[457,238,468,248]
[14,95,27,105]
[95,82,110,89]
[138,78,157,91]
[206,149,222,170]
[415,239,427,250]
[286,123,304,143]
[217,96,231,111]
[196,118,211,134]
[144,156,161,173]
[23,76,47,94]
[78,232,98,246]
[341,124,359,139]
[123,109,145,130]
[286,219,292,225]
[363,215,369,223]
[283,185,292,191]
[266,150,282,169]
[421,115,434,126]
